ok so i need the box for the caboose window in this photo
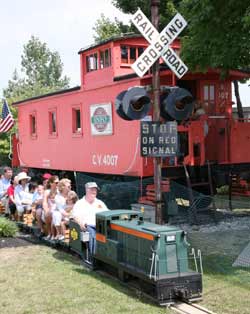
[86,53,98,72]
[138,47,144,56]
[130,47,136,63]
[72,107,82,134]
[100,48,111,68]
[203,84,215,113]
[121,45,145,64]
[121,45,128,63]
[29,112,37,138]
[49,110,57,135]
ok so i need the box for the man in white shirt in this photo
[72,182,108,254]
[0,167,13,216]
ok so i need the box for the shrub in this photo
[216,185,229,195]
[0,217,18,237]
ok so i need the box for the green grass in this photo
[189,230,250,314]
[0,244,169,314]
[1,233,250,314]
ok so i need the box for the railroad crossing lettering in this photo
[131,8,188,78]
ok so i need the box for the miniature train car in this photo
[69,210,202,304]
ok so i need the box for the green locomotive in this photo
[69,209,202,305]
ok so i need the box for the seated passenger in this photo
[14,172,31,221]
[52,178,71,240]
[43,175,59,239]
[61,190,78,238]
[33,184,45,236]
[25,182,38,213]
[7,176,19,221]
[72,182,109,255]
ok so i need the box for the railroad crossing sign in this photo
[131,8,188,78]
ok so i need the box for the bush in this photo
[0,217,18,237]
[216,185,229,195]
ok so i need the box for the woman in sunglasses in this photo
[42,175,59,240]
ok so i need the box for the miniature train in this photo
[11,33,250,216]
[70,210,202,305]
[16,209,202,305]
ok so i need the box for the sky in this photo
[0,0,249,105]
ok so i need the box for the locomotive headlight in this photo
[166,235,176,242]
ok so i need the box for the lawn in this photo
[0,240,168,314]
[189,229,250,314]
[0,232,250,314]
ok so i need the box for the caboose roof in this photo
[12,85,81,106]
[78,33,142,54]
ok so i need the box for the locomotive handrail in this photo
[149,247,159,281]
[198,249,203,275]
[191,248,198,273]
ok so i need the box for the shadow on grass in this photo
[52,248,84,266]
[0,236,35,249]
[52,249,160,308]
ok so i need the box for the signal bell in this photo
[115,87,151,120]
[161,87,194,121]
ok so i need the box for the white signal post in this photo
[131,8,188,78]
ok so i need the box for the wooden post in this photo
[151,0,163,224]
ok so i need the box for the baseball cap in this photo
[42,173,52,180]
[85,182,99,190]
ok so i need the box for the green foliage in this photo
[112,0,182,30]
[3,35,70,101]
[93,14,133,42]
[21,36,69,89]
[0,217,18,237]
[0,135,12,166]
[112,0,250,73]
[1,36,70,164]
[216,185,229,195]
[180,0,250,73]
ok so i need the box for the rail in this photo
[170,302,216,314]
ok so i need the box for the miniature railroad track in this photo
[170,302,216,314]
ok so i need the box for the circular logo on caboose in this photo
[91,107,110,132]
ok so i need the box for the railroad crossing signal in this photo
[131,8,188,78]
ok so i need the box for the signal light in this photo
[115,87,151,120]
[160,87,194,121]
[115,86,194,122]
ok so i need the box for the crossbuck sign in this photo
[131,9,188,78]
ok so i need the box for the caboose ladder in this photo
[183,161,215,224]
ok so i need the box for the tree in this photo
[112,0,250,117]
[93,13,133,42]
[1,36,70,165]
[179,0,250,118]
[112,0,182,29]
[3,35,70,101]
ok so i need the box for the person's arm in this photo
[14,186,22,207]
[100,200,109,211]
[0,181,7,199]
[42,190,50,214]
[72,203,87,231]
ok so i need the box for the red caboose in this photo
[12,34,250,211]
